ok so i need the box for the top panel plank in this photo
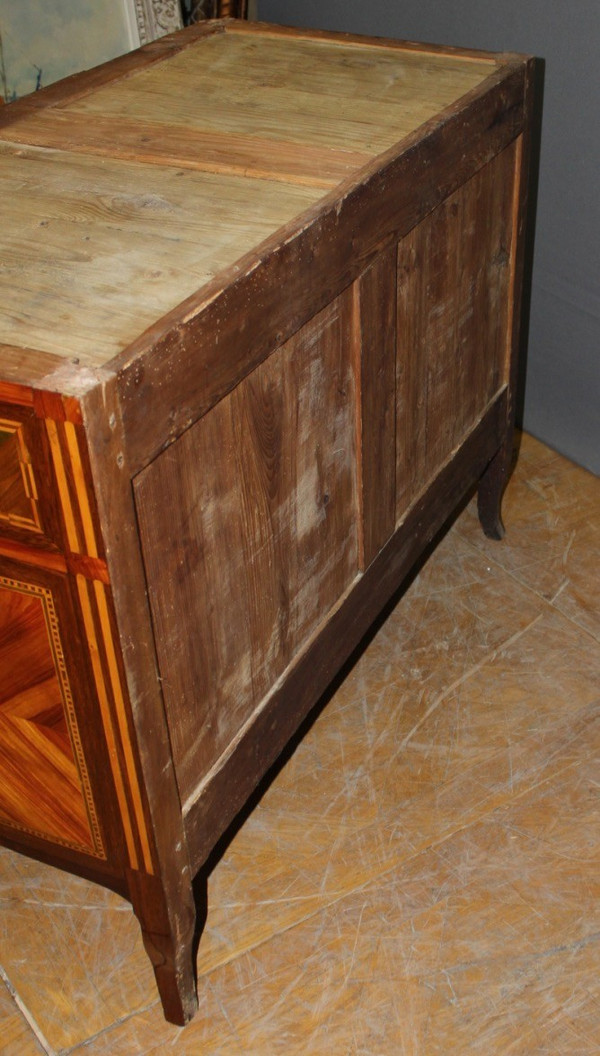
[52,30,495,158]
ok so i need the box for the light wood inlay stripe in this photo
[93,579,154,875]
[47,412,152,869]
[63,421,98,559]
[76,574,139,871]
[45,419,81,554]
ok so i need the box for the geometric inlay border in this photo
[0,418,42,534]
[0,575,105,857]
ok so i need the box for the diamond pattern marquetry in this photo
[0,419,41,533]
[0,576,103,855]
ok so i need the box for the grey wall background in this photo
[259,1,600,475]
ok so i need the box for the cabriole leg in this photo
[477,444,510,541]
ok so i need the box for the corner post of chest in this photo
[78,372,203,1025]
[478,56,540,541]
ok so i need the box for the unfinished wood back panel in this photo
[134,292,359,801]
[395,139,518,520]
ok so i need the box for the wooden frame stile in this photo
[79,369,200,1025]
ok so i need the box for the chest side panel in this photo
[134,290,360,801]
[0,569,102,855]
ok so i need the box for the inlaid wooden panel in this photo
[0,574,103,855]
[0,417,41,533]
[0,398,63,558]
[135,292,359,802]
[396,140,518,520]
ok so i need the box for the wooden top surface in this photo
[0,21,500,375]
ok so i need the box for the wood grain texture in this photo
[183,392,508,869]
[135,293,359,803]
[0,23,520,384]
[3,111,372,189]
[355,248,398,566]
[0,573,102,855]
[0,21,226,131]
[396,140,517,520]
[60,30,493,157]
[227,18,515,65]
[0,143,323,366]
[0,346,63,392]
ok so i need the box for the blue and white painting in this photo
[0,0,138,101]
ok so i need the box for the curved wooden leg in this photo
[128,867,207,1025]
[477,445,509,541]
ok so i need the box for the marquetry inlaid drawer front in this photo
[0,389,111,583]
[0,414,41,533]
[0,571,104,856]
[0,387,153,873]
[0,399,61,551]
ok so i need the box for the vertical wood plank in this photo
[396,142,517,522]
[356,247,397,567]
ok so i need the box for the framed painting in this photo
[0,0,182,101]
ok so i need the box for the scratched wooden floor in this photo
[1,431,599,1055]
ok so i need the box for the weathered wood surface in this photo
[0,142,324,366]
[183,392,508,870]
[135,294,359,800]
[396,140,517,518]
[113,62,527,474]
[55,31,495,155]
[0,22,503,376]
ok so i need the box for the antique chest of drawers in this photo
[0,19,534,1022]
